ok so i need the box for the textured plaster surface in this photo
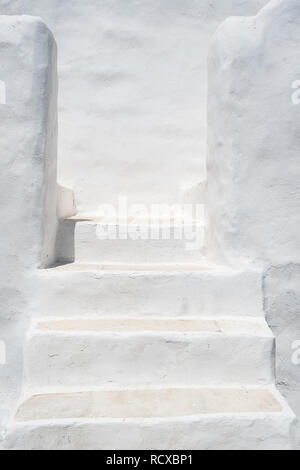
[207,0,300,447]
[28,265,264,318]
[5,386,295,450]
[207,0,300,267]
[35,317,270,334]
[25,317,274,389]
[0,15,57,433]
[0,0,299,451]
[0,0,267,212]
[264,264,300,448]
[16,387,282,421]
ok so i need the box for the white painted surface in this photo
[206,0,300,447]
[264,264,300,449]
[206,0,300,267]
[13,387,285,419]
[206,0,300,446]
[57,185,76,220]
[24,317,274,389]
[72,220,204,264]
[5,386,295,450]
[28,265,264,318]
[0,0,267,212]
[0,15,57,432]
[0,1,298,451]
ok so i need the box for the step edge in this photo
[41,263,261,275]
[28,317,274,338]
[12,385,294,425]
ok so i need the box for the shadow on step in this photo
[55,219,75,265]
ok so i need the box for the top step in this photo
[58,216,205,264]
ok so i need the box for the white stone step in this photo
[25,317,274,389]
[30,264,264,318]
[65,217,204,263]
[5,386,295,450]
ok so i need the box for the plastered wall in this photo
[207,0,300,447]
[207,0,300,267]
[0,15,57,435]
[0,0,267,212]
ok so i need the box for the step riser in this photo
[73,223,204,263]
[31,269,264,318]
[6,415,294,450]
[25,333,275,388]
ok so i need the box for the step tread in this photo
[66,215,203,225]
[33,317,273,336]
[49,262,240,273]
[15,387,284,422]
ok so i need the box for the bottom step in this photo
[5,387,295,450]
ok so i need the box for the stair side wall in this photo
[206,0,300,448]
[264,264,300,449]
[0,15,58,438]
[206,0,300,267]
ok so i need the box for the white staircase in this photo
[4,217,296,450]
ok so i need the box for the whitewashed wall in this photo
[207,0,300,447]
[0,0,267,213]
[207,0,300,267]
[0,16,57,436]
[264,264,300,449]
